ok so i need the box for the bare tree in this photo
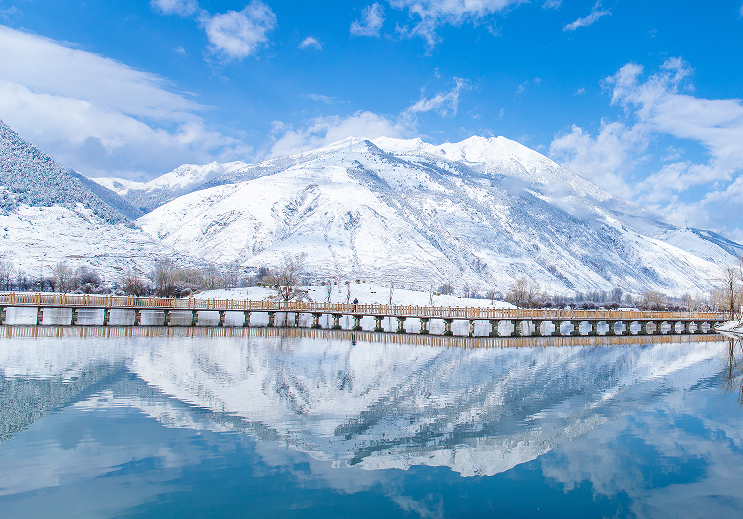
[121,267,149,296]
[324,279,333,302]
[0,259,13,291]
[53,261,75,293]
[264,253,309,302]
[506,277,542,308]
[717,264,742,318]
[388,281,395,305]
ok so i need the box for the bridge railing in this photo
[0,293,728,321]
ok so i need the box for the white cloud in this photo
[269,78,469,158]
[563,1,610,31]
[267,111,409,158]
[403,78,468,118]
[200,1,277,60]
[0,25,249,178]
[150,0,199,17]
[740,4,743,17]
[575,87,585,95]
[175,46,186,55]
[298,36,322,50]
[543,0,561,9]
[303,93,346,104]
[351,3,385,37]
[551,58,743,238]
[389,0,524,46]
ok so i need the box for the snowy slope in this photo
[93,161,251,213]
[0,120,190,278]
[139,136,742,296]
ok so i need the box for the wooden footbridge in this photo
[0,293,727,337]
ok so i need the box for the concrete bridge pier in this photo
[192,310,199,327]
[622,322,631,336]
[570,320,581,337]
[710,321,718,333]
[103,308,110,326]
[653,321,663,335]
[163,309,171,326]
[71,308,79,326]
[352,315,363,331]
[695,321,705,334]
[443,319,453,336]
[331,314,342,330]
[533,320,543,337]
[419,318,430,335]
[243,311,251,327]
[588,320,599,337]
[396,317,406,334]
[373,316,384,332]
[551,320,562,337]
[488,320,501,337]
[682,321,691,334]
[266,312,276,327]
[606,321,617,336]
[311,313,322,329]
[134,309,141,326]
[294,312,300,327]
[511,320,522,338]
[638,321,649,336]
[0,307,5,325]
[218,310,226,327]
[468,319,476,337]
[36,307,43,326]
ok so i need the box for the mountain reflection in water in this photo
[0,331,742,518]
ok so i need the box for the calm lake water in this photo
[1,328,742,518]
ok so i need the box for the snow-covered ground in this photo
[718,320,743,334]
[198,283,515,309]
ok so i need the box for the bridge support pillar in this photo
[511,320,522,338]
[443,319,453,336]
[682,321,691,334]
[639,321,649,336]
[218,310,226,327]
[134,309,141,326]
[653,321,663,335]
[295,312,301,327]
[468,319,476,337]
[267,312,276,328]
[331,314,342,330]
[352,315,363,331]
[419,318,429,335]
[622,321,631,336]
[606,321,617,336]
[489,320,501,337]
[163,309,171,327]
[695,321,704,334]
[551,320,562,337]
[570,320,581,337]
[312,313,322,329]
[0,306,5,325]
[396,317,406,334]
[192,310,199,327]
[533,320,543,337]
[374,316,384,332]
[588,321,599,337]
[36,307,43,326]
[103,308,110,326]
[710,321,719,334]
[71,308,78,326]
[242,311,250,327]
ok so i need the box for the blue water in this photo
[0,332,742,518]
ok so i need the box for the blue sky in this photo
[1,0,743,240]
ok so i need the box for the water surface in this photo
[0,328,742,518]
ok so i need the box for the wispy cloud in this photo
[302,93,347,104]
[563,1,610,32]
[390,0,525,46]
[150,0,199,17]
[298,36,322,50]
[542,0,561,9]
[403,78,469,118]
[575,87,585,95]
[351,3,385,37]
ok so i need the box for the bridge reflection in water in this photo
[0,325,727,348]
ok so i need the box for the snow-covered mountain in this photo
[138,136,743,295]
[0,120,188,277]
[94,161,251,213]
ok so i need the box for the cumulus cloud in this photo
[200,1,277,60]
[389,0,524,46]
[550,58,743,238]
[563,1,610,31]
[267,111,409,158]
[268,78,469,158]
[150,0,199,17]
[0,25,249,178]
[351,3,386,37]
[152,0,277,60]
[298,36,322,50]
